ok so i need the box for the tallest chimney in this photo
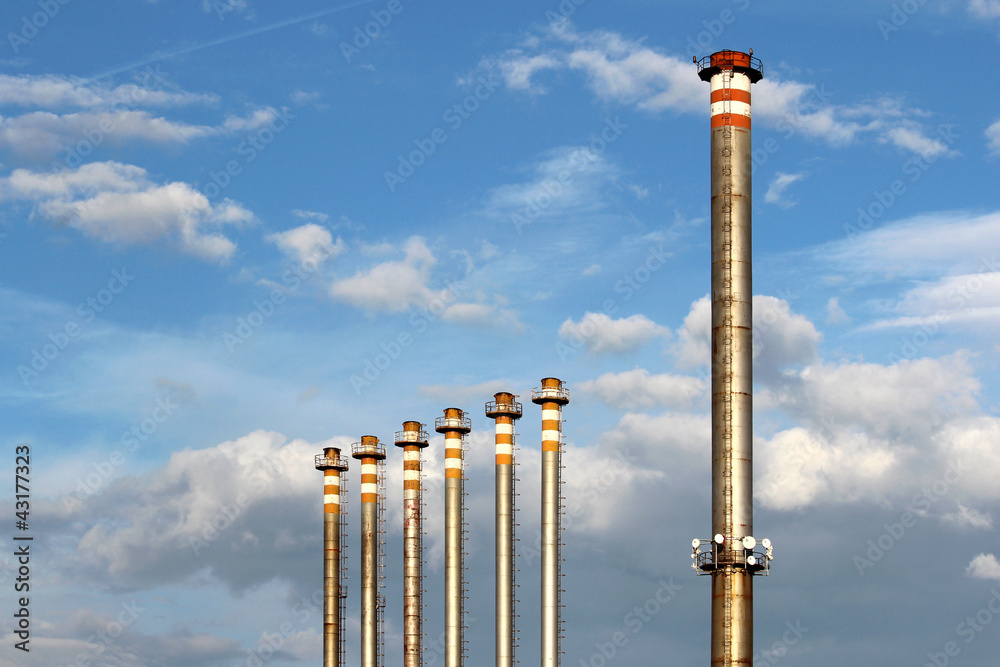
[691,50,772,667]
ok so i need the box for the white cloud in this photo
[756,427,897,510]
[329,236,442,312]
[986,118,1000,155]
[482,145,622,222]
[292,208,329,223]
[765,171,806,208]
[558,312,670,355]
[969,0,1000,18]
[291,89,322,105]
[440,301,524,332]
[965,553,1000,581]
[0,161,250,262]
[0,72,217,109]
[826,296,850,325]
[267,223,344,268]
[942,504,993,529]
[824,210,1000,278]
[674,294,821,379]
[479,23,952,157]
[578,369,705,410]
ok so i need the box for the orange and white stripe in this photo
[709,72,752,130]
[324,470,341,514]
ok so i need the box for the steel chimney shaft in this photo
[352,436,387,667]
[316,447,349,667]
[532,378,569,667]
[435,408,471,667]
[486,392,523,667]
[697,49,763,667]
[395,422,429,667]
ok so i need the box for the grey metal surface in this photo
[709,70,755,667]
[496,460,513,667]
[540,447,560,667]
[360,499,377,667]
[402,473,421,667]
[323,511,340,667]
[445,474,463,667]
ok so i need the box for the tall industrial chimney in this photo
[531,378,569,667]
[690,50,772,667]
[435,408,471,667]
[486,392,523,667]
[394,421,429,667]
[352,436,387,667]
[315,447,349,667]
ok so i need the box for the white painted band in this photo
[404,489,419,500]
[710,72,752,92]
[404,470,421,481]
[445,435,461,446]
[495,423,514,435]
[542,430,561,442]
[541,409,561,421]
[324,494,339,504]
[361,463,377,475]
[360,482,378,494]
[403,450,420,461]
[445,459,463,470]
[496,443,513,455]
[324,477,339,487]
[710,100,751,117]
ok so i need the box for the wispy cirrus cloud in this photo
[472,22,954,158]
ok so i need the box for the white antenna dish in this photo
[692,538,701,549]
[746,555,757,566]
[742,536,756,550]
[714,533,725,545]
[761,538,771,549]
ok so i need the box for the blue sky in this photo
[2,1,1000,665]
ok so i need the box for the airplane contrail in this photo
[87,0,375,81]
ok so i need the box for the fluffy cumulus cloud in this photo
[578,368,705,410]
[329,236,521,329]
[267,223,345,268]
[0,72,217,109]
[40,430,338,592]
[329,236,445,312]
[965,553,1000,581]
[0,161,251,262]
[475,22,954,157]
[559,312,670,355]
[673,294,821,380]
